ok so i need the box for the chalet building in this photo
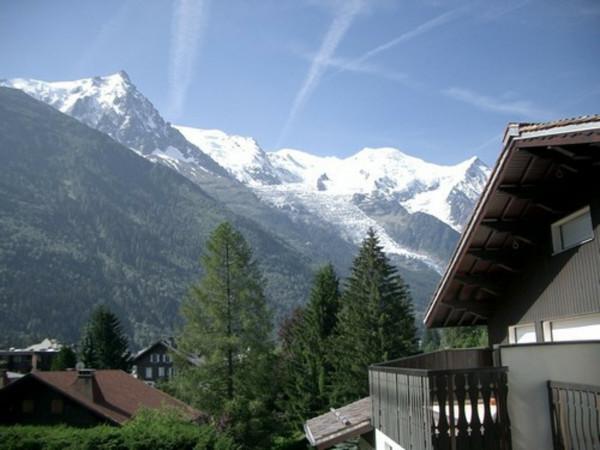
[0,338,62,373]
[0,368,202,426]
[131,339,200,385]
[305,116,600,450]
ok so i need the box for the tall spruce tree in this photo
[51,346,78,371]
[173,222,275,447]
[79,305,130,370]
[331,228,417,403]
[280,264,341,425]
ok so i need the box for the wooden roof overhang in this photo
[304,397,372,449]
[425,116,600,328]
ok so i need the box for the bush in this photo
[0,408,237,450]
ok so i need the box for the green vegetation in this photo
[0,87,313,348]
[421,327,488,352]
[331,228,418,403]
[79,305,130,370]
[50,346,77,371]
[274,230,418,437]
[0,408,237,450]
[164,225,419,446]
[169,223,277,448]
[279,264,341,425]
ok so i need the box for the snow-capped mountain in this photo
[174,126,281,186]
[174,126,489,232]
[176,125,490,270]
[2,71,489,284]
[0,72,362,283]
[0,72,228,179]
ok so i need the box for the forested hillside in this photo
[0,87,313,348]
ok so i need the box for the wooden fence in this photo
[548,380,600,450]
[369,349,511,450]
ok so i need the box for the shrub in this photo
[0,408,237,450]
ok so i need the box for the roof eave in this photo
[424,124,519,327]
[424,117,600,327]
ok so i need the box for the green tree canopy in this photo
[173,222,275,447]
[331,228,418,403]
[79,305,130,370]
[441,326,488,349]
[51,346,78,371]
[280,264,341,425]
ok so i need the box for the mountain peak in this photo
[0,72,230,178]
[115,69,131,82]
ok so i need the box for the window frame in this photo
[551,205,594,254]
[508,322,537,344]
[543,312,600,343]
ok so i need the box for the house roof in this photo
[132,339,201,366]
[132,340,176,360]
[304,397,372,449]
[425,115,600,327]
[23,338,62,352]
[1,370,203,425]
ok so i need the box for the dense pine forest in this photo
[0,87,314,348]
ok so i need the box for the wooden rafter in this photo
[467,248,523,272]
[454,273,504,296]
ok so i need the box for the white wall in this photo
[499,341,600,450]
[375,429,405,450]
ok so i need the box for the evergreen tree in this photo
[421,328,441,353]
[280,264,341,425]
[173,222,275,448]
[50,346,78,371]
[79,305,130,370]
[331,228,417,403]
[441,326,488,349]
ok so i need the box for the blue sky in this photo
[1,0,599,165]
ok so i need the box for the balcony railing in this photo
[548,380,600,450]
[369,348,511,450]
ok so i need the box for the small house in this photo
[0,368,202,426]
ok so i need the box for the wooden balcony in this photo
[548,380,600,450]
[369,348,511,450]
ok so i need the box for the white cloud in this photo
[277,0,365,146]
[297,51,424,91]
[442,87,551,119]
[167,0,209,120]
[331,6,466,77]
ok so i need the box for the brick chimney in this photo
[73,368,97,401]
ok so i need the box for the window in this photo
[551,206,594,253]
[543,313,600,342]
[163,354,170,363]
[22,399,34,413]
[168,367,174,378]
[508,323,536,344]
[145,367,153,379]
[158,366,165,378]
[51,398,63,414]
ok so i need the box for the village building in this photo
[131,339,200,385]
[305,116,600,450]
[0,338,62,373]
[0,368,202,427]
